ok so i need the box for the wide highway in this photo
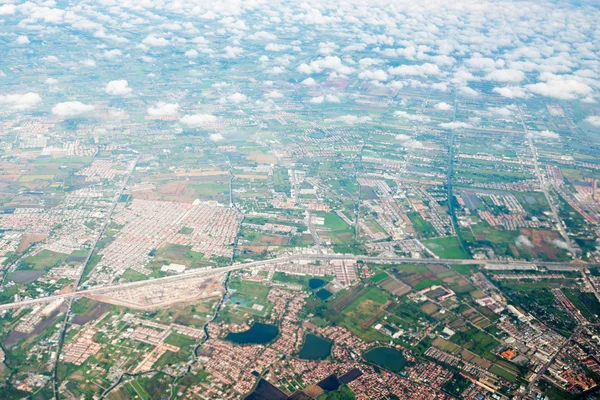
[0,254,594,312]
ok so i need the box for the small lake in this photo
[309,278,325,289]
[225,322,278,345]
[298,334,332,360]
[316,288,332,300]
[364,347,406,372]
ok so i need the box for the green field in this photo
[323,212,351,232]
[339,287,391,342]
[369,272,389,283]
[273,271,332,290]
[317,385,355,400]
[21,249,68,270]
[489,365,517,382]
[230,280,271,303]
[423,236,469,259]
[121,268,149,282]
[407,212,437,238]
[19,174,55,182]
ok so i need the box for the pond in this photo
[298,334,332,360]
[224,322,279,345]
[309,278,325,289]
[11,270,44,284]
[316,288,332,300]
[364,347,406,372]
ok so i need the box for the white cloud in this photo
[180,114,219,127]
[265,43,290,52]
[515,235,533,248]
[388,63,440,77]
[0,93,42,111]
[105,80,132,96]
[0,4,16,15]
[328,115,371,125]
[529,130,559,139]
[80,59,96,67]
[212,82,230,88]
[185,49,198,58]
[434,102,453,111]
[297,56,353,75]
[459,86,479,97]
[395,134,412,142]
[209,133,224,142]
[143,34,169,47]
[52,101,94,118]
[358,69,388,81]
[309,94,340,104]
[227,92,247,104]
[44,78,59,85]
[394,133,423,148]
[493,86,529,98]
[191,36,209,45]
[465,57,502,70]
[488,107,513,117]
[223,46,243,58]
[301,78,316,86]
[249,31,277,41]
[42,56,60,63]
[103,49,122,60]
[526,79,593,100]
[265,90,283,99]
[549,238,569,250]
[585,116,600,127]
[439,121,472,130]
[394,111,430,122]
[147,102,179,116]
[485,69,525,83]
[15,36,29,45]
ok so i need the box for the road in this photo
[516,105,576,256]
[306,211,322,252]
[1,253,594,312]
[52,156,139,400]
[446,90,470,257]
[521,323,598,399]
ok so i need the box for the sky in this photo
[0,0,599,127]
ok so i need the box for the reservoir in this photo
[224,322,279,345]
[298,334,332,360]
[364,347,406,372]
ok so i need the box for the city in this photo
[1,0,600,399]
